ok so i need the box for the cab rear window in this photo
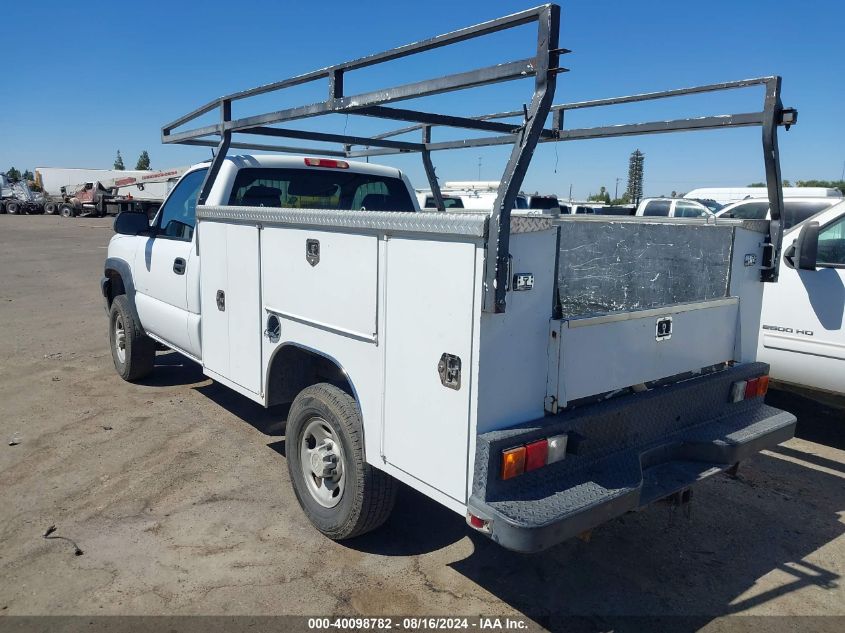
[228,168,415,211]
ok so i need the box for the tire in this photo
[6,201,20,214]
[43,202,57,215]
[286,383,396,540]
[109,295,155,381]
[59,203,76,218]
[0,201,6,214]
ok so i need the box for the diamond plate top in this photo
[196,206,489,237]
[510,214,556,233]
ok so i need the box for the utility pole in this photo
[615,177,622,200]
[478,157,482,181]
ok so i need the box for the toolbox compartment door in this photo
[382,236,478,503]
[199,221,262,394]
[550,298,739,405]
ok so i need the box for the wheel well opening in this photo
[266,345,353,407]
[105,270,125,307]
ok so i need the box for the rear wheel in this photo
[6,201,20,214]
[286,383,396,540]
[59,203,76,218]
[109,295,155,381]
[43,202,57,215]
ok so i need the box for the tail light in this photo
[524,439,548,472]
[730,374,769,403]
[467,513,489,532]
[500,433,569,480]
[501,446,526,480]
[304,158,349,169]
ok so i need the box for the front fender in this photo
[104,257,144,332]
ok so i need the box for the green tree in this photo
[135,150,151,170]
[588,186,611,204]
[795,179,845,196]
[114,150,125,170]
[6,167,21,181]
[748,179,801,188]
[22,169,34,181]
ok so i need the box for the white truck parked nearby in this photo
[758,200,845,396]
[685,187,842,206]
[103,5,799,552]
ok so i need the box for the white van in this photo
[685,187,842,206]
[758,200,845,395]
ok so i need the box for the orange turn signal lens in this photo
[757,375,770,397]
[501,446,526,480]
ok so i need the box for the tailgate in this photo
[548,297,739,407]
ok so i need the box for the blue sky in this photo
[1,0,843,199]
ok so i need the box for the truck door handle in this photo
[173,258,186,275]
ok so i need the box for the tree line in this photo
[748,180,845,195]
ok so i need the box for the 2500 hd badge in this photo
[762,324,814,336]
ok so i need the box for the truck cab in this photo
[758,200,845,395]
[104,156,418,370]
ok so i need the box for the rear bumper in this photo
[467,363,796,553]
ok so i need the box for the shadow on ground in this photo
[766,386,845,450]
[145,353,845,630]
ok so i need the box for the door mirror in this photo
[114,211,151,236]
[785,221,819,271]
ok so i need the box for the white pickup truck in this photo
[758,200,845,395]
[102,5,799,552]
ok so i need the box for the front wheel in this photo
[59,204,76,218]
[6,201,20,214]
[109,295,155,381]
[286,383,396,540]
[43,202,58,215]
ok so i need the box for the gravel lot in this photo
[0,215,843,629]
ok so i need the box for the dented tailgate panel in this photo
[557,220,734,318]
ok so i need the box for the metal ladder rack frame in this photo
[162,3,796,313]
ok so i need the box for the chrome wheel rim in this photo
[299,417,345,508]
[114,316,126,364]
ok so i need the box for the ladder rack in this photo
[162,3,796,312]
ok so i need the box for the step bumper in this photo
[467,365,796,553]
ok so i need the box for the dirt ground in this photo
[0,215,843,630]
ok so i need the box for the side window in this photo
[674,201,707,218]
[783,200,835,230]
[817,214,845,266]
[424,196,464,209]
[728,201,769,220]
[643,200,670,216]
[157,169,208,241]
